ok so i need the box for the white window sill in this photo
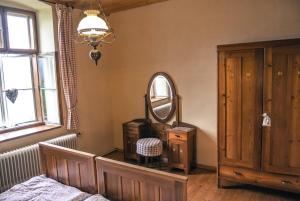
[0,124,62,143]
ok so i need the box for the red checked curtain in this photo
[56,4,79,132]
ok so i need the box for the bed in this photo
[96,157,187,201]
[0,142,187,201]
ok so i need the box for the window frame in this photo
[0,7,5,52]
[38,52,63,125]
[0,6,39,54]
[0,6,62,134]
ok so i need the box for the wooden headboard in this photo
[96,157,188,201]
[39,142,97,194]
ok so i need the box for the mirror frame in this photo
[146,72,177,123]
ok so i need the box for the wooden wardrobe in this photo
[218,38,300,193]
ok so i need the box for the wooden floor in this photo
[104,150,300,201]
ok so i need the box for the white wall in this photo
[105,0,300,166]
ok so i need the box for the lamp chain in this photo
[97,0,116,44]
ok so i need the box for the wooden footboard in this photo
[39,142,97,194]
[96,157,188,201]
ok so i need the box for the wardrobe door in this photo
[263,46,300,176]
[218,49,263,170]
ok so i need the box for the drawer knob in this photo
[281,180,292,185]
[234,171,242,176]
[175,135,181,138]
[180,149,183,153]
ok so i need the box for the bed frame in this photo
[39,142,188,201]
[39,142,97,194]
[96,157,188,201]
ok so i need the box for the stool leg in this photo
[158,155,161,169]
[145,156,149,166]
[137,154,141,165]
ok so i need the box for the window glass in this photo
[1,55,36,127]
[5,89,36,126]
[39,56,56,89]
[41,90,59,123]
[7,12,35,50]
[2,56,33,89]
[154,76,169,97]
[0,107,4,128]
[38,54,60,124]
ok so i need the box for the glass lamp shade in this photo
[77,10,109,37]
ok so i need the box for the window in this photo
[0,6,60,132]
[151,76,170,99]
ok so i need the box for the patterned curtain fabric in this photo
[56,4,79,132]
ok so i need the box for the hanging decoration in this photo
[76,0,115,66]
[6,89,18,104]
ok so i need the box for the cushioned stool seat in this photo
[136,138,163,157]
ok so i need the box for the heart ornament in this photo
[6,89,18,104]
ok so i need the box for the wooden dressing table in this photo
[123,72,197,174]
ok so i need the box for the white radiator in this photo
[0,134,77,193]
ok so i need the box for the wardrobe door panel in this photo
[263,46,300,176]
[219,49,263,170]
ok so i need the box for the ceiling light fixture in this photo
[77,0,115,66]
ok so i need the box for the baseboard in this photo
[197,163,217,172]
[100,148,119,157]
[116,148,124,152]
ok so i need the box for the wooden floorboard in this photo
[103,150,300,201]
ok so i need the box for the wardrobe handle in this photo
[262,113,271,127]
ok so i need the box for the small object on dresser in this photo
[167,126,196,174]
[123,119,151,161]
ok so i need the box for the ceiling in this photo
[38,0,169,14]
[1,0,50,10]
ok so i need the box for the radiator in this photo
[0,134,78,193]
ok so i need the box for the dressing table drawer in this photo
[123,119,151,161]
[168,132,187,141]
[125,126,139,134]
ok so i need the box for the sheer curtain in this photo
[56,4,79,132]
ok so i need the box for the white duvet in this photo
[0,175,109,201]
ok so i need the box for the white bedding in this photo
[0,175,108,201]
[84,194,109,201]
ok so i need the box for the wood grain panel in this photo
[263,45,300,176]
[219,49,263,170]
[96,156,188,201]
[225,56,242,160]
[67,160,81,189]
[289,54,300,168]
[219,165,300,193]
[39,142,97,194]
[38,0,169,14]
[46,154,58,180]
[57,158,69,185]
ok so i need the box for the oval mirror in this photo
[147,72,176,123]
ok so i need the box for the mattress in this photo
[0,175,109,201]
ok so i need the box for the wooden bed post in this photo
[38,142,97,194]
